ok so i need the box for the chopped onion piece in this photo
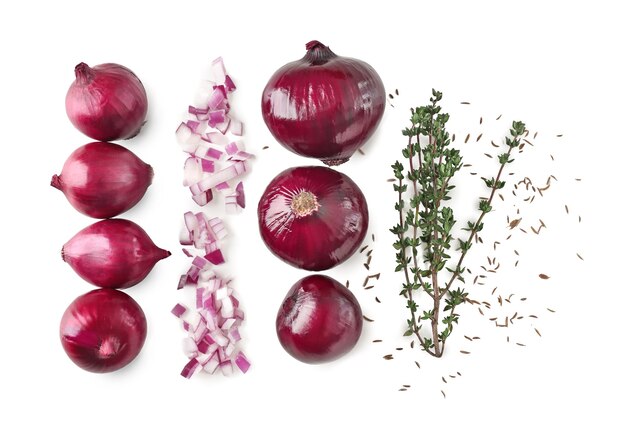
[208,217,228,240]
[182,337,198,358]
[171,303,187,318]
[235,352,250,373]
[235,181,245,208]
[224,75,236,92]
[200,159,215,173]
[182,248,193,257]
[207,109,226,127]
[181,358,201,379]
[229,119,243,136]
[204,131,229,145]
[183,157,203,187]
[207,85,227,110]
[204,249,225,265]
[211,57,226,84]
[215,115,230,134]
[192,190,213,206]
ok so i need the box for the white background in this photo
[0,0,623,424]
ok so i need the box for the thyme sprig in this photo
[391,90,525,357]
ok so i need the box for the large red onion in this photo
[51,142,153,218]
[66,62,148,141]
[258,166,368,271]
[261,40,385,166]
[60,289,147,373]
[62,219,170,289]
[276,274,363,364]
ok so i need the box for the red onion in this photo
[60,289,147,373]
[62,219,170,289]
[262,40,385,166]
[51,142,153,218]
[258,166,368,271]
[66,62,148,141]
[276,274,363,364]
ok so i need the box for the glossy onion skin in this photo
[66,62,148,141]
[60,289,147,373]
[62,219,170,289]
[262,40,385,166]
[258,166,369,271]
[51,141,153,219]
[276,274,363,364]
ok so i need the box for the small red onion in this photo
[262,40,385,166]
[62,219,170,289]
[51,142,153,218]
[258,166,368,271]
[66,62,148,141]
[60,289,147,373]
[276,274,363,364]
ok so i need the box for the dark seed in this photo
[496,114,502,120]
[539,274,550,279]
[363,315,374,322]
[372,339,382,343]
[358,148,365,155]
[262,146,269,150]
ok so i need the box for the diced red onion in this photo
[229,119,243,136]
[211,57,227,84]
[234,352,250,373]
[204,132,229,145]
[171,303,187,318]
[180,358,201,378]
[235,181,245,208]
[224,75,236,92]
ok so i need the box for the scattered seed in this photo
[364,285,374,290]
[452,133,456,142]
[441,390,446,398]
[507,336,510,342]
[464,335,473,341]
[262,146,269,150]
[565,205,569,214]
[465,133,471,143]
[396,347,403,351]
[372,339,382,343]
[375,296,381,303]
[363,263,370,270]
[550,154,555,161]
[509,218,521,229]
[498,194,504,201]
[363,315,374,322]
[535,328,542,337]
[478,307,484,315]
[410,340,415,349]
[473,336,480,340]
[345,280,349,288]
[547,308,556,313]
[578,215,582,223]
[484,153,493,158]
[395,89,399,95]
[457,371,462,376]
[461,101,470,105]
[496,114,502,120]
[539,274,550,280]
[415,361,421,369]
[516,342,526,347]
[403,384,411,388]
[442,376,447,383]
[476,133,483,142]
[358,148,365,155]
[359,245,368,253]
[460,350,471,354]
[372,233,375,242]
[388,93,394,99]
[556,134,563,137]
[383,354,393,360]
[399,388,407,392]
[533,131,538,139]
[577,253,584,261]
[387,178,395,182]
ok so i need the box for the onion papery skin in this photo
[261,40,385,166]
[62,219,170,289]
[66,62,148,141]
[60,289,147,373]
[276,274,363,364]
[258,166,368,271]
[51,142,153,219]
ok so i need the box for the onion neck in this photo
[74,62,95,85]
[50,174,62,190]
[303,40,337,65]
[291,191,320,218]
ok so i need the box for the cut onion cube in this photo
[235,352,250,374]
[192,190,213,206]
[182,248,193,257]
[195,161,248,193]
[229,150,254,161]
[205,248,225,265]
[207,85,227,110]
[224,75,236,92]
[208,217,228,240]
[194,141,224,161]
[229,118,243,136]
[171,303,187,318]
[175,122,193,145]
[183,157,203,187]
[204,131,229,145]
[207,109,226,127]
[215,181,230,192]
[215,115,230,134]
[181,358,201,379]
[192,256,209,270]
[210,329,229,347]
[182,337,198,358]
[203,354,220,374]
[200,158,215,173]
[220,361,234,376]
[211,57,227,84]
[235,181,245,208]
[179,227,192,245]
[225,141,244,155]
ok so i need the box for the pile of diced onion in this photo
[172,58,250,378]
[175,57,252,212]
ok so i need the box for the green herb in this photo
[390,89,525,357]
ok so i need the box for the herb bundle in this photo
[390,89,525,357]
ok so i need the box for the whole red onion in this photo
[62,219,170,289]
[66,62,148,141]
[258,166,368,271]
[276,274,363,364]
[51,142,153,218]
[262,40,385,166]
[60,289,147,373]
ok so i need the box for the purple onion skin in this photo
[66,62,148,141]
[60,289,147,373]
[262,40,385,166]
[62,219,170,289]
[277,275,363,364]
[258,166,368,271]
[51,142,153,219]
